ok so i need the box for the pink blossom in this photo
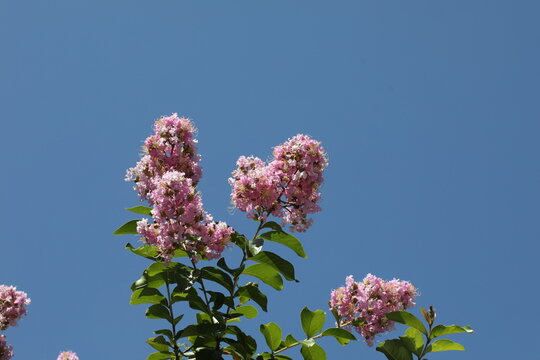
[57,351,79,360]
[127,115,234,262]
[329,274,417,346]
[229,134,328,231]
[0,335,13,360]
[0,285,30,330]
[126,113,202,201]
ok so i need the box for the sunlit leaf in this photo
[300,343,326,360]
[400,327,424,356]
[242,264,283,290]
[430,325,473,339]
[386,311,427,335]
[426,339,465,352]
[258,231,306,258]
[376,339,413,360]
[250,251,297,281]
[321,328,356,345]
[126,205,152,215]
[260,322,282,351]
[301,307,325,338]
[113,220,139,235]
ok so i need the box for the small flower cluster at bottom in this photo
[330,274,417,346]
[0,335,13,360]
[57,351,79,360]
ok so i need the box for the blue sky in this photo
[1,1,539,359]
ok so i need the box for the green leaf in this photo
[146,262,167,276]
[126,205,152,215]
[217,258,243,276]
[243,264,283,290]
[113,220,139,235]
[146,352,173,360]
[232,305,258,319]
[259,230,306,258]
[154,329,174,342]
[260,322,282,351]
[300,343,326,360]
[146,352,174,360]
[172,249,188,258]
[399,327,424,356]
[426,339,465,352]
[430,325,474,339]
[376,339,413,360]
[146,304,172,322]
[179,323,221,338]
[275,355,293,360]
[232,232,264,257]
[126,243,159,260]
[236,283,268,311]
[146,336,170,352]
[386,311,427,335]
[130,288,166,305]
[200,267,234,292]
[261,221,284,232]
[131,272,165,291]
[321,328,356,345]
[301,307,326,338]
[250,251,297,281]
[284,334,298,347]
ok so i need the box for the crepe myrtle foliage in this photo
[115,114,473,360]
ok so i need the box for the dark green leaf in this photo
[430,325,474,339]
[179,324,221,338]
[173,315,183,326]
[146,304,172,322]
[376,339,413,360]
[250,251,297,281]
[426,339,465,352]
[200,267,234,292]
[300,343,326,360]
[275,355,293,360]
[321,328,356,345]
[301,307,326,338]
[259,231,306,258]
[125,243,159,260]
[130,288,166,305]
[386,311,427,335]
[154,329,174,342]
[131,272,165,291]
[243,264,283,290]
[236,283,268,311]
[399,328,424,356]
[113,220,139,235]
[260,322,282,351]
[217,258,243,276]
[126,205,152,215]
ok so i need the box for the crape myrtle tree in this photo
[114,114,473,360]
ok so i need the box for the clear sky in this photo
[1,1,539,359]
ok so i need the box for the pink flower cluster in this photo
[0,335,13,360]
[57,351,79,360]
[0,286,30,331]
[229,134,328,231]
[126,114,233,261]
[330,274,417,346]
